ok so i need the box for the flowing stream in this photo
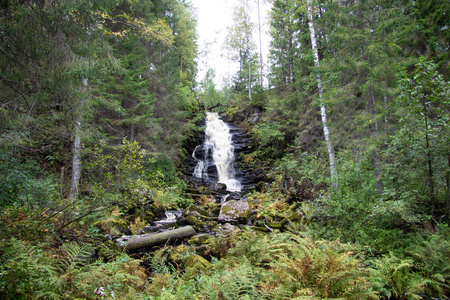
[192,112,241,192]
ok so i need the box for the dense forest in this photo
[0,0,449,299]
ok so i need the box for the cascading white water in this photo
[193,112,241,192]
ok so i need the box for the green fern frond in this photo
[199,258,264,300]
[159,289,179,300]
[57,242,94,273]
[150,248,175,275]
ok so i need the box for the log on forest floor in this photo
[115,226,197,252]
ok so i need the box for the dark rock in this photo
[224,192,241,201]
[184,113,266,193]
[207,182,227,193]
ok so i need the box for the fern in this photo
[0,239,60,299]
[374,252,430,300]
[226,231,376,299]
[408,233,450,297]
[199,258,264,300]
[57,242,94,272]
[0,238,150,299]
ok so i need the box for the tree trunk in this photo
[447,155,450,220]
[68,78,87,200]
[307,0,337,183]
[248,61,252,100]
[257,0,263,86]
[424,103,436,217]
[368,94,383,193]
[115,226,197,252]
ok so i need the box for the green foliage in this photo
[0,239,149,299]
[152,189,191,210]
[407,229,450,297]
[144,155,185,189]
[198,259,265,300]
[83,139,156,203]
[373,252,431,300]
[229,231,377,299]
[311,157,417,251]
[253,121,284,146]
[251,121,286,159]
[388,58,450,216]
[273,150,329,200]
[0,152,59,208]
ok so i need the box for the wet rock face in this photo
[184,116,265,193]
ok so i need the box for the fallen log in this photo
[115,226,197,252]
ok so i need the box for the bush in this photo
[311,158,417,251]
[0,152,59,208]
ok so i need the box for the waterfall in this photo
[193,112,241,192]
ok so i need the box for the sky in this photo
[190,0,272,88]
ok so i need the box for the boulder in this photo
[207,182,228,194]
[218,199,251,223]
[223,192,241,201]
[187,234,212,246]
[212,223,241,236]
[169,244,211,270]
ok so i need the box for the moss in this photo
[93,217,128,236]
[183,253,211,270]
[188,234,211,246]
[267,222,283,229]
[184,215,204,228]
[168,244,212,270]
[218,200,251,223]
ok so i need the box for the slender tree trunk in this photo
[257,0,263,86]
[447,155,450,220]
[307,0,337,183]
[423,102,435,217]
[68,78,87,200]
[368,94,383,193]
[68,120,81,200]
[248,61,252,100]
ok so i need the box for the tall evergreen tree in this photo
[268,0,300,87]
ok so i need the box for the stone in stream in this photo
[207,182,228,194]
[218,199,251,223]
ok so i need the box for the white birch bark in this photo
[257,0,263,86]
[68,78,87,200]
[307,0,337,182]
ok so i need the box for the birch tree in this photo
[68,78,88,200]
[224,0,257,96]
[306,0,337,182]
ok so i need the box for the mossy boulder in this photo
[92,217,129,236]
[169,244,211,270]
[184,204,216,219]
[212,223,240,236]
[184,253,211,270]
[184,215,203,227]
[218,199,251,223]
[188,234,212,246]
